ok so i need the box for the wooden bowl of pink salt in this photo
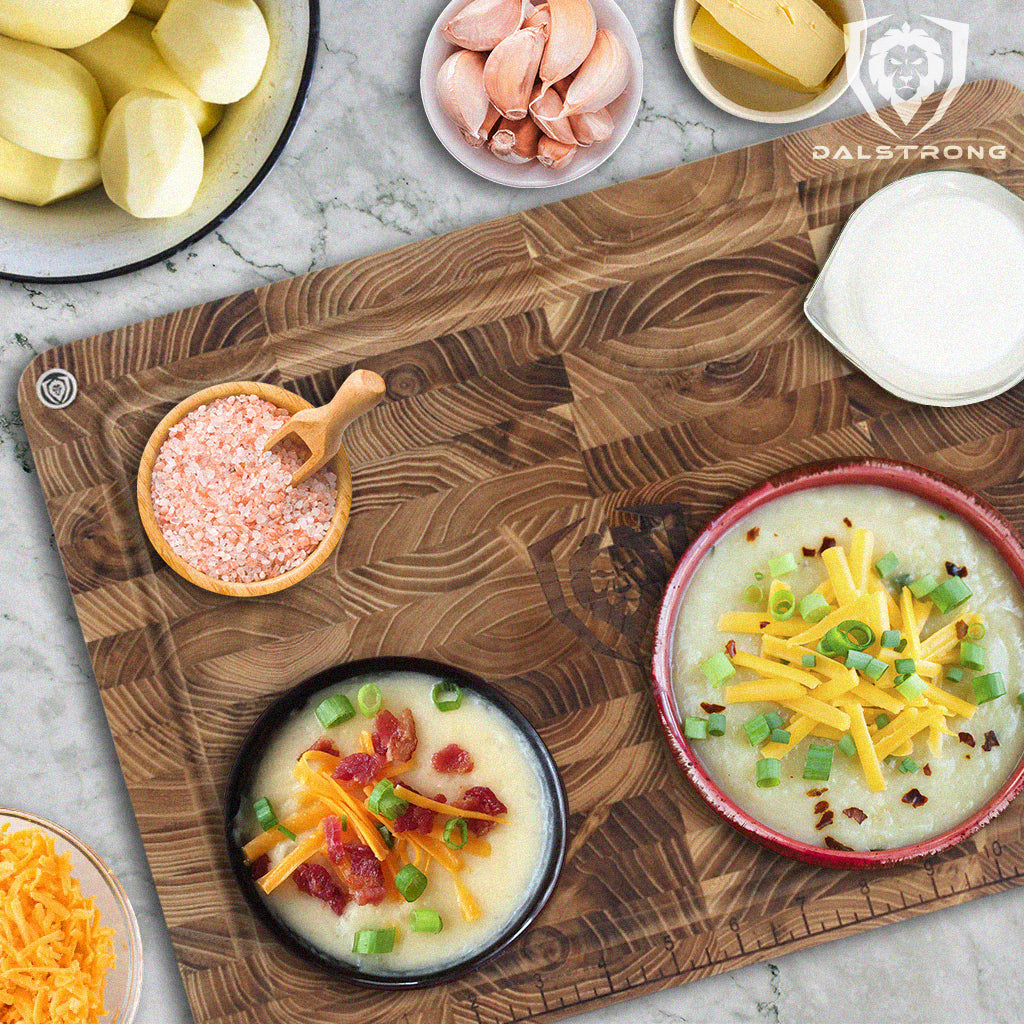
[137,381,353,597]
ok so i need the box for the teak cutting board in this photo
[19,79,1024,1024]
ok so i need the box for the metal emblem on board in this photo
[36,368,78,410]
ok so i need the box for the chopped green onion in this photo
[908,575,938,599]
[315,693,355,728]
[895,638,908,653]
[764,711,785,731]
[960,641,985,671]
[744,584,764,604]
[340,813,348,831]
[797,593,831,624]
[945,667,964,684]
[276,824,297,841]
[863,657,888,681]
[768,552,797,577]
[754,570,765,581]
[821,620,875,656]
[802,743,833,782]
[684,716,708,739]
[358,683,382,718]
[880,629,902,650]
[352,927,395,954]
[896,756,919,774]
[253,797,278,832]
[394,863,428,902]
[443,818,469,850]
[967,621,986,640]
[1017,694,1024,708]
[381,794,409,820]
[410,909,443,934]
[707,712,727,736]
[376,823,395,849]
[929,577,972,614]
[874,552,899,578]
[894,658,916,675]
[743,713,770,747]
[837,733,857,758]
[972,672,1007,704]
[367,779,394,815]
[845,650,871,671]
[755,758,781,788]
[770,588,796,620]
[700,652,735,687]
[896,673,927,701]
[770,728,791,744]
[431,682,463,711]
[875,713,891,728]
[801,653,817,668]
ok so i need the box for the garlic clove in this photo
[441,0,529,51]
[460,103,502,146]
[523,3,550,33]
[528,81,576,145]
[489,114,540,163]
[569,104,613,146]
[537,0,596,88]
[436,49,492,143]
[482,25,546,120]
[559,28,629,117]
[536,135,576,169]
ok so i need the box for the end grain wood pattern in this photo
[19,80,1024,1024]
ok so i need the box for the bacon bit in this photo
[455,786,507,837]
[725,639,737,659]
[323,815,347,864]
[393,789,443,835]
[746,527,760,541]
[250,853,270,880]
[819,536,837,553]
[902,788,928,807]
[955,620,969,640]
[843,517,853,528]
[700,702,726,714]
[373,708,418,763]
[301,736,340,759]
[982,731,1000,752]
[432,743,474,774]
[813,800,829,814]
[806,787,828,797]
[824,836,853,851]
[922,763,932,776]
[843,806,867,824]
[759,620,770,629]
[802,546,817,558]
[945,562,968,577]
[332,752,385,785]
[815,810,834,830]
[958,731,976,748]
[293,863,349,915]
[337,843,386,905]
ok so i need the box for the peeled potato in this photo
[100,89,204,217]
[151,0,270,104]
[132,0,169,17]
[0,36,106,159]
[68,13,222,136]
[0,0,131,48]
[0,135,100,206]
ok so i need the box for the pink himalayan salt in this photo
[150,394,338,584]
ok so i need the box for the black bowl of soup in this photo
[225,657,568,987]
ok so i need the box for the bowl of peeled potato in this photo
[0,0,318,282]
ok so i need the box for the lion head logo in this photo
[867,23,945,123]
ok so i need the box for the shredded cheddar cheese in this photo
[0,825,116,1024]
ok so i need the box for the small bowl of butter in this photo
[673,0,865,124]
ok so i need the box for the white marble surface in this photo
[2,1,1024,1022]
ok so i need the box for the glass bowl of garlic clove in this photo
[420,0,643,187]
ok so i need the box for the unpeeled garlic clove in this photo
[523,3,550,32]
[460,103,501,146]
[569,105,613,146]
[436,49,492,143]
[489,115,540,163]
[537,0,596,90]
[483,25,546,120]
[536,135,576,169]
[442,0,529,51]
[559,28,629,117]
[528,82,576,145]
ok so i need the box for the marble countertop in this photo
[3,1,1024,1021]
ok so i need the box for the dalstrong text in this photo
[811,143,1008,161]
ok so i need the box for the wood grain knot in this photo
[385,364,429,400]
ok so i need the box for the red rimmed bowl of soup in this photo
[651,459,1024,869]
[225,657,567,985]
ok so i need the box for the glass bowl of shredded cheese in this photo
[0,809,143,1024]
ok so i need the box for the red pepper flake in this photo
[902,788,928,807]
[819,536,837,553]
[815,810,834,830]
[982,731,1000,752]
[806,787,828,797]
[813,800,829,814]
[843,517,853,528]
[725,639,737,658]
[843,806,867,824]
[746,527,760,541]
[922,763,932,776]
[824,836,853,851]
[958,731,976,748]
[955,620,968,640]
[801,546,817,558]
[945,562,968,577]
[700,702,725,714]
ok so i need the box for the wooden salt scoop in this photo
[263,369,387,486]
